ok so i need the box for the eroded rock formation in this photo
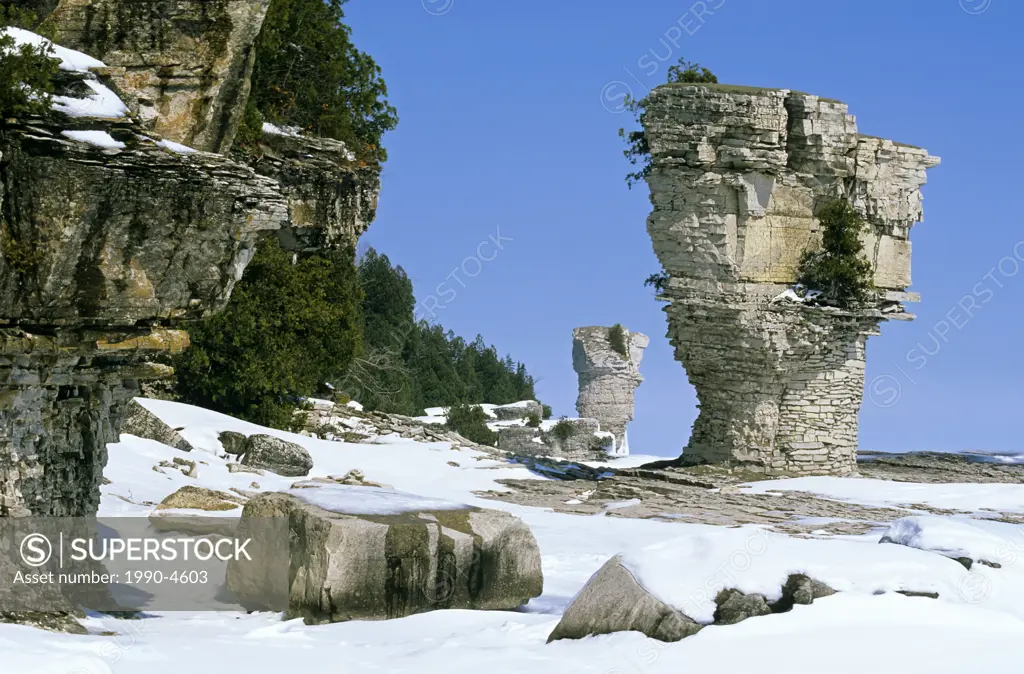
[22,0,272,153]
[0,13,375,515]
[572,325,648,451]
[0,108,286,515]
[642,84,939,475]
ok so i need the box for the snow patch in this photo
[157,139,198,154]
[61,129,125,149]
[288,482,471,515]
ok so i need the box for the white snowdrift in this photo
[60,129,124,149]
[618,526,970,623]
[881,515,1024,564]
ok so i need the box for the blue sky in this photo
[349,0,1023,457]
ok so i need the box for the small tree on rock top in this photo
[796,198,875,309]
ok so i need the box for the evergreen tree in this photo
[797,198,874,308]
[0,8,59,119]
[240,0,398,161]
[619,58,716,188]
[175,239,362,428]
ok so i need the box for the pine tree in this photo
[176,239,363,428]
[797,198,875,309]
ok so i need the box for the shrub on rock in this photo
[444,403,497,446]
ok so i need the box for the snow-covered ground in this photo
[6,398,1024,673]
[740,475,1024,514]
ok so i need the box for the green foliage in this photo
[175,238,363,428]
[344,247,538,415]
[444,403,497,446]
[550,417,576,443]
[796,198,875,309]
[644,271,670,293]
[525,412,541,428]
[619,58,716,188]
[541,404,552,420]
[245,0,398,161]
[0,8,59,119]
[608,324,628,358]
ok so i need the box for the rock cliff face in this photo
[23,0,272,153]
[572,326,648,451]
[0,15,375,515]
[642,84,939,475]
[255,129,380,252]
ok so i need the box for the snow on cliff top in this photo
[2,27,128,119]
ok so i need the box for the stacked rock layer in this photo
[572,326,648,451]
[642,84,939,475]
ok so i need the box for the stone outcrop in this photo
[572,326,648,451]
[642,83,939,475]
[121,399,194,452]
[239,434,312,477]
[491,400,543,421]
[227,485,544,622]
[497,418,612,462]
[0,110,286,515]
[25,0,273,153]
[255,129,380,251]
[1,8,382,517]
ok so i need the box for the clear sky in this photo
[348,0,1023,457]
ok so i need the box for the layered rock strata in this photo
[255,129,380,251]
[642,84,939,475]
[0,25,291,515]
[572,325,648,450]
[24,0,273,153]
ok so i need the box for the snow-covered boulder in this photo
[121,399,195,452]
[549,527,969,642]
[880,516,1013,569]
[491,400,543,421]
[227,483,543,622]
[240,434,313,477]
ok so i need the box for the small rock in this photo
[219,430,248,456]
[713,588,772,625]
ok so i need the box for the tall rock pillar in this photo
[572,326,649,452]
[641,84,939,475]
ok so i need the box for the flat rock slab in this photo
[227,484,543,622]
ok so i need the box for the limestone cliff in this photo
[18,0,272,153]
[642,83,939,475]
[572,326,648,451]
[0,16,377,515]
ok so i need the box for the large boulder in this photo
[218,430,248,456]
[121,399,194,452]
[227,484,543,622]
[240,435,313,477]
[548,555,702,643]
